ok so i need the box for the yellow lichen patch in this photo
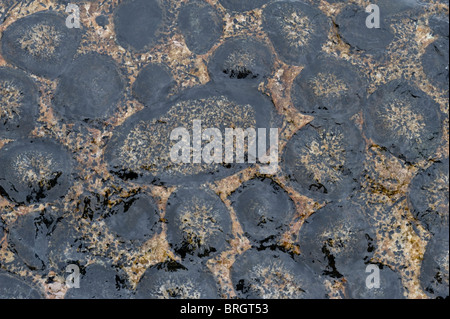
[0,81,23,121]
[310,72,349,98]
[19,24,62,58]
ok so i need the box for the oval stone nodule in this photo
[178,1,223,55]
[262,1,330,66]
[231,249,327,299]
[165,186,232,258]
[65,263,131,299]
[346,263,405,299]
[231,178,295,245]
[421,38,449,91]
[298,202,376,278]
[282,118,365,201]
[291,55,367,118]
[335,4,394,55]
[135,261,220,299]
[104,193,160,243]
[0,67,39,139]
[364,80,442,163]
[114,0,164,52]
[0,139,74,204]
[0,11,81,79]
[52,52,125,121]
[208,36,274,87]
[105,84,277,185]
[132,63,175,108]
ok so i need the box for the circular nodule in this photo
[0,139,73,204]
[0,67,39,139]
[262,1,330,66]
[218,0,269,12]
[178,1,223,55]
[0,272,42,299]
[364,80,442,163]
[282,119,365,201]
[114,0,164,52]
[421,38,449,91]
[166,187,232,258]
[231,178,295,244]
[0,11,81,79]
[291,55,367,118]
[135,261,220,299]
[231,250,327,299]
[420,228,449,299]
[209,37,274,87]
[104,194,160,243]
[65,263,130,299]
[335,4,394,54]
[409,159,449,234]
[8,212,50,271]
[106,84,276,185]
[53,53,125,121]
[132,63,175,108]
[298,203,376,278]
[346,263,405,299]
